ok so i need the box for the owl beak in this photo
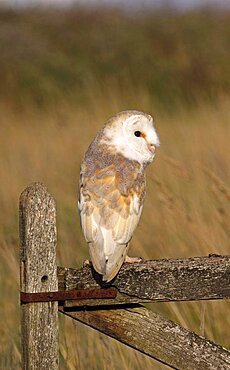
[147,142,156,154]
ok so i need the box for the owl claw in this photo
[125,255,143,263]
[83,259,92,267]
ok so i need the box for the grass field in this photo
[0,5,230,370]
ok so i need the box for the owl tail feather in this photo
[88,228,128,282]
[102,243,128,282]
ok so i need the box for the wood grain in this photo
[20,182,59,370]
[18,182,230,370]
[57,255,230,307]
[59,305,230,370]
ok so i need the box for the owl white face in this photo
[102,112,160,164]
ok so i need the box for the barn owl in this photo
[78,110,160,282]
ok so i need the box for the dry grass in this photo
[0,94,230,369]
[0,6,230,369]
[0,7,230,111]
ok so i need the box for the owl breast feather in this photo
[79,140,146,282]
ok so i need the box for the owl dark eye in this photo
[134,131,141,137]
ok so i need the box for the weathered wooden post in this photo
[19,182,59,370]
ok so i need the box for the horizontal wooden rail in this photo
[59,304,230,370]
[58,255,230,307]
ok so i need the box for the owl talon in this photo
[125,255,143,263]
[83,259,92,267]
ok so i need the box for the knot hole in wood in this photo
[41,275,48,283]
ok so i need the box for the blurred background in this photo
[0,0,230,369]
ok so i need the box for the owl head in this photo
[101,110,160,164]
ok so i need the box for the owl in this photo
[78,110,160,282]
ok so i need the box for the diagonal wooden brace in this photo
[59,304,230,370]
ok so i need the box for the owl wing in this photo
[78,163,145,282]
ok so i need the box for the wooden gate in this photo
[19,182,230,370]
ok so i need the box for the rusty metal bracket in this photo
[20,287,117,303]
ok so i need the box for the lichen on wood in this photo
[59,305,230,370]
[20,182,59,370]
[57,255,230,307]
